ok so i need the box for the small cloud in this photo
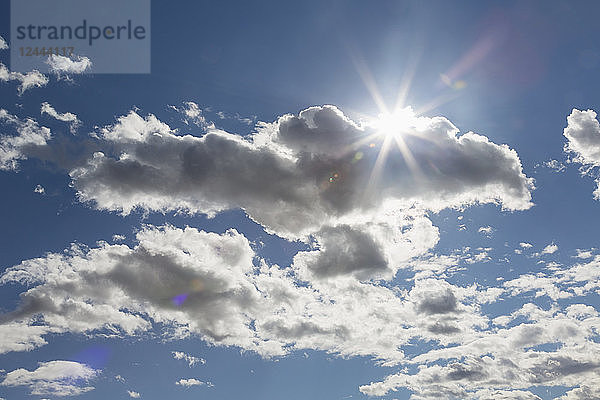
[175,378,205,387]
[41,102,81,133]
[542,159,566,173]
[478,226,493,235]
[0,36,7,50]
[34,184,45,194]
[1,360,99,396]
[46,54,92,75]
[172,351,205,367]
[127,390,140,398]
[542,243,558,255]
[115,375,125,383]
[519,242,533,248]
[575,249,594,259]
[112,234,126,242]
[0,63,48,94]
[169,102,214,129]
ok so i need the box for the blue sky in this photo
[1,1,600,399]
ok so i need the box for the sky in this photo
[1,1,600,399]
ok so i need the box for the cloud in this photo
[3,103,575,399]
[291,210,439,281]
[0,225,261,351]
[46,55,92,75]
[127,390,141,398]
[67,105,533,240]
[175,378,205,387]
[169,102,214,129]
[564,109,600,166]
[563,109,600,198]
[172,351,205,367]
[542,159,566,173]
[2,223,600,398]
[0,36,7,50]
[0,222,498,364]
[41,102,81,133]
[478,226,493,235]
[0,323,56,353]
[34,184,45,194]
[542,243,558,255]
[112,234,126,242]
[0,109,52,170]
[1,361,99,396]
[0,63,48,94]
[574,249,594,259]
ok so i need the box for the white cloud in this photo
[575,249,594,259]
[0,36,7,50]
[41,102,81,133]
[478,226,493,235]
[34,184,45,194]
[0,223,498,364]
[543,159,566,173]
[542,243,558,254]
[172,351,205,367]
[1,361,98,396]
[0,63,48,94]
[0,109,51,170]
[563,109,600,198]
[68,105,533,240]
[169,102,214,129]
[0,323,56,353]
[359,304,600,398]
[127,390,141,398]
[46,55,92,75]
[175,378,205,387]
[112,234,126,242]
[519,242,533,248]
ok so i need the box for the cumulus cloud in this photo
[0,36,7,50]
[542,243,558,255]
[41,102,81,133]
[0,323,56,353]
[0,109,51,170]
[0,63,48,94]
[1,103,566,399]
[172,351,205,367]
[34,184,45,194]
[563,109,600,198]
[1,361,99,396]
[65,106,533,240]
[175,378,205,387]
[360,303,600,398]
[127,390,140,398]
[46,55,92,75]
[0,223,501,365]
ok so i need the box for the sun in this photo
[372,107,416,139]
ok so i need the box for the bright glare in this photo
[373,107,415,138]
